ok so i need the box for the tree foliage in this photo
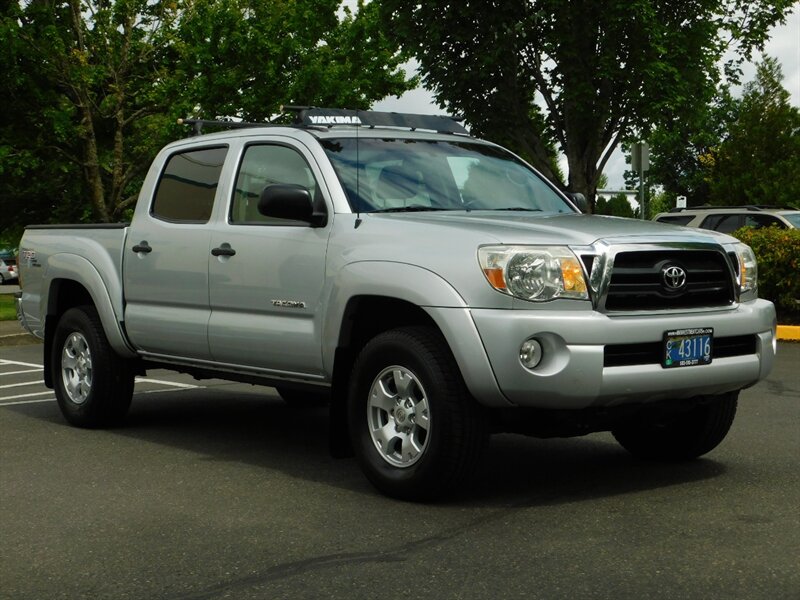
[595,194,636,218]
[733,226,800,320]
[378,0,795,210]
[647,56,800,208]
[709,57,800,206]
[645,90,738,206]
[0,0,412,239]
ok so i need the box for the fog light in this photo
[520,339,543,369]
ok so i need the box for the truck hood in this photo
[369,211,735,247]
[330,211,738,310]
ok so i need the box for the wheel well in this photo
[328,296,442,459]
[48,279,94,318]
[43,279,94,388]
[337,296,438,354]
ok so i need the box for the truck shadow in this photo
[20,385,727,507]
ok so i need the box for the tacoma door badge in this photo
[272,299,307,309]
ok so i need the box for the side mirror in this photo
[258,184,326,226]
[568,192,589,214]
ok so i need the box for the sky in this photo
[371,6,800,191]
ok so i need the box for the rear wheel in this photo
[52,305,135,428]
[348,326,486,501]
[612,392,738,460]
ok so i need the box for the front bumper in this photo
[471,299,776,409]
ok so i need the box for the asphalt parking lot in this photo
[1,340,798,600]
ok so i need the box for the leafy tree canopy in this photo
[647,56,800,209]
[709,57,800,206]
[0,0,413,241]
[378,0,795,210]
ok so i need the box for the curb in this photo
[777,325,800,341]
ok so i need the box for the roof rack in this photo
[282,106,469,135]
[177,118,266,136]
[177,107,470,137]
[667,204,789,213]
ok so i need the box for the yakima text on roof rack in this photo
[284,106,469,135]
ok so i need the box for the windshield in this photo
[321,138,575,214]
[782,213,800,228]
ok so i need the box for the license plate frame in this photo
[663,328,713,369]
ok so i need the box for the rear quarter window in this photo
[152,146,228,223]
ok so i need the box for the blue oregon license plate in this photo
[663,328,713,368]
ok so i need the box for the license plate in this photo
[663,328,713,368]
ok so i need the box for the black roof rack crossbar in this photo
[283,106,469,135]
[177,118,266,136]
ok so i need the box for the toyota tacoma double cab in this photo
[16,108,777,500]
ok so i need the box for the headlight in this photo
[735,243,758,294]
[478,245,589,301]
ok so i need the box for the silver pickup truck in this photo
[17,108,777,500]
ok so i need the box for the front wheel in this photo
[348,326,487,501]
[52,305,135,428]
[612,392,738,461]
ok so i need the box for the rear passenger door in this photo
[207,140,331,377]
[123,145,228,360]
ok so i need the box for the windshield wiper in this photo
[372,206,450,213]
[493,207,542,212]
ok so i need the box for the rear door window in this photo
[701,214,742,233]
[152,146,228,223]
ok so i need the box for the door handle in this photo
[132,241,152,254]
[211,245,236,257]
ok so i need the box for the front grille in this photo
[604,334,757,367]
[605,250,735,311]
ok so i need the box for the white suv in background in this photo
[654,206,800,233]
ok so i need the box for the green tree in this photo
[709,57,800,206]
[0,0,412,234]
[173,0,412,121]
[378,0,795,210]
[595,193,635,218]
[646,90,738,206]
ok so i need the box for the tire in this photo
[276,386,330,407]
[51,305,135,428]
[612,392,738,461]
[348,326,487,501]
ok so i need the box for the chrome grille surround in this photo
[577,241,740,314]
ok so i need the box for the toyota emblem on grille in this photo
[662,265,687,291]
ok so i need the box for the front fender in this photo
[323,261,511,407]
[43,253,136,358]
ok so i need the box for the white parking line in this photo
[0,369,41,376]
[0,380,45,389]
[0,397,55,407]
[0,359,43,369]
[0,356,202,407]
[0,390,53,401]
[134,377,198,389]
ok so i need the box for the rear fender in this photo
[43,253,136,358]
